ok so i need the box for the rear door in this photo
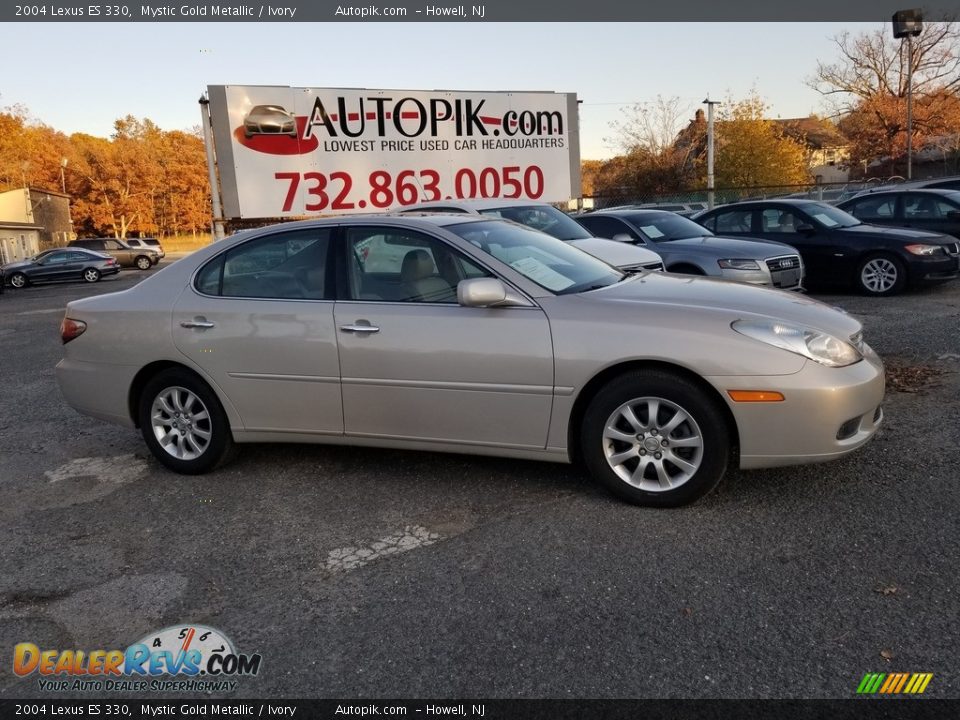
[334,224,554,448]
[172,227,343,435]
[902,193,960,239]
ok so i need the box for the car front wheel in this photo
[138,368,236,474]
[9,272,28,289]
[857,254,905,296]
[580,369,730,507]
[83,268,101,283]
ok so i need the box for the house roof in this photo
[774,117,848,149]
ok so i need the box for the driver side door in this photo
[334,225,555,449]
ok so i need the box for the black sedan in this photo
[693,200,959,296]
[837,189,960,240]
[2,248,120,289]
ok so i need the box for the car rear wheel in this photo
[135,255,153,271]
[83,268,101,283]
[580,370,730,507]
[138,368,236,474]
[9,272,28,289]
[857,254,905,296]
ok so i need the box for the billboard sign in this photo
[207,85,580,219]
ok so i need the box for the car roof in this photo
[843,188,960,199]
[702,199,827,211]
[581,208,681,219]
[406,199,552,212]
[226,213,496,240]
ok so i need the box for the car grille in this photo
[765,254,802,288]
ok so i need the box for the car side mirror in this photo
[457,278,527,308]
[796,223,816,234]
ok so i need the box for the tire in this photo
[135,255,153,271]
[83,268,101,283]
[856,254,906,296]
[138,368,236,474]
[580,369,731,507]
[9,272,28,289]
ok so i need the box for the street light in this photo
[893,9,923,180]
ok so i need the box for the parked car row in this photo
[1,237,165,290]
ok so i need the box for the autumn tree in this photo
[809,21,960,175]
[712,94,812,187]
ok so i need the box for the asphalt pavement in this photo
[0,264,958,699]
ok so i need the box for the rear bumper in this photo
[56,358,138,428]
[706,345,885,470]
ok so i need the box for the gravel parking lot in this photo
[1,263,958,699]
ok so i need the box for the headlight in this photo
[732,319,862,367]
[718,259,761,270]
[904,244,945,256]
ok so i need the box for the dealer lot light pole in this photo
[893,9,923,180]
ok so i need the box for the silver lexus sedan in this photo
[55,215,884,507]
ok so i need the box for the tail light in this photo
[61,318,87,344]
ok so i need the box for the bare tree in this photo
[810,21,960,111]
[606,95,693,155]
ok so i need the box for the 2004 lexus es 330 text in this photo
[55,215,884,506]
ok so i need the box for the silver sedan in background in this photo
[577,209,805,290]
[55,215,883,507]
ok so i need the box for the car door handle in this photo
[340,324,380,334]
[180,320,215,329]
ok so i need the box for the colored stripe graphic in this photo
[857,672,932,694]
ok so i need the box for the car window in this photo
[761,208,803,233]
[904,194,959,219]
[478,205,593,240]
[126,240,141,247]
[197,229,331,300]
[104,240,126,250]
[713,209,753,233]
[578,216,635,241]
[345,226,490,303]
[847,196,896,220]
[66,251,91,261]
[447,219,623,294]
[42,252,71,265]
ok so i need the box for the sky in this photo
[4,22,879,159]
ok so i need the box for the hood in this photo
[567,237,662,267]
[662,235,798,258]
[589,270,861,338]
[839,223,955,244]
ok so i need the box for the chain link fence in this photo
[578,177,915,213]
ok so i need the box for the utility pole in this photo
[703,98,720,209]
[892,9,923,180]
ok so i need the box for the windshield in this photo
[805,203,861,228]
[447,220,623,294]
[623,212,713,242]
[478,205,593,241]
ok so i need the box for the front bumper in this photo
[707,344,885,469]
[909,254,959,284]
